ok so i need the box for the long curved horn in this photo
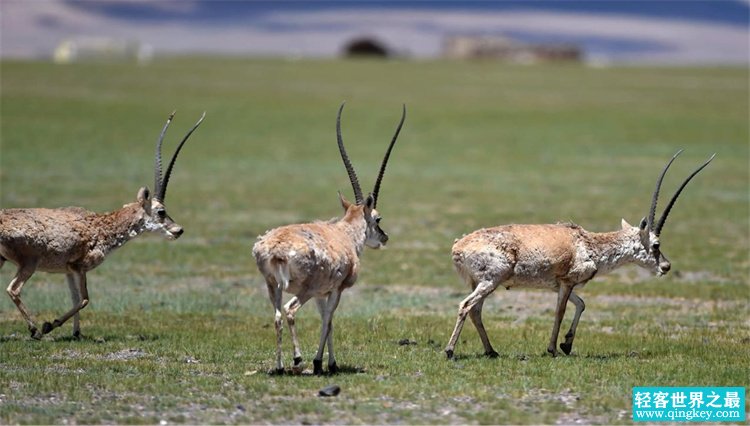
[646,149,683,231]
[156,112,206,202]
[336,102,363,204]
[154,111,176,197]
[372,104,406,208]
[654,153,715,236]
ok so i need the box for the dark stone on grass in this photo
[319,384,340,397]
[398,338,416,346]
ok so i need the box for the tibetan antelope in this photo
[445,150,715,359]
[0,111,204,339]
[253,103,405,375]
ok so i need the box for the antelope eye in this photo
[375,217,381,224]
[156,209,166,218]
[652,243,660,250]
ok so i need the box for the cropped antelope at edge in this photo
[0,111,205,339]
[253,103,405,375]
[445,151,715,359]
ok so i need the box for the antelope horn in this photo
[372,104,406,208]
[654,153,715,236]
[156,112,205,202]
[336,102,363,204]
[154,111,176,198]
[646,149,683,231]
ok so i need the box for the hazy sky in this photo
[2,1,748,64]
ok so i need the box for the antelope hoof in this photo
[547,347,558,358]
[72,330,81,340]
[42,321,55,335]
[291,357,304,374]
[560,342,573,355]
[270,367,285,375]
[328,362,339,375]
[485,350,499,358]
[313,359,324,375]
[29,326,42,340]
[445,349,454,360]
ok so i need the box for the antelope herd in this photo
[0,104,714,373]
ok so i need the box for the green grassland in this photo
[1,58,748,424]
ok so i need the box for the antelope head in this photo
[139,111,205,240]
[624,150,715,276]
[336,103,406,249]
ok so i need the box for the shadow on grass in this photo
[447,352,503,362]
[446,351,630,361]
[267,364,366,377]
[0,332,161,344]
[579,350,654,360]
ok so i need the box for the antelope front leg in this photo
[6,264,41,339]
[547,283,573,357]
[313,288,341,375]
[560,291,585,355]
[445,280,498,359]
[42,270,89,335]
[315,291,342,374]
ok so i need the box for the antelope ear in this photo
[621,218,632,229]
[338,191,352,211]
[639,216,648,230]
[137,186,151,212]
[137,187,151,203]
[364,193,375,210]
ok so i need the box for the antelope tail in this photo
[270,256,291,291]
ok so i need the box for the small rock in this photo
[236,404,246,412]
[244,370,258,376]
[319,384,340,397]
[398,338,416,346]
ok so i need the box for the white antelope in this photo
[253,103,405,375]
[0,112,204,339]
[445,151,715,359]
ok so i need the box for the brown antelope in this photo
[0,111,204,339]
[253,103,405,375]
[445,150,715,359]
